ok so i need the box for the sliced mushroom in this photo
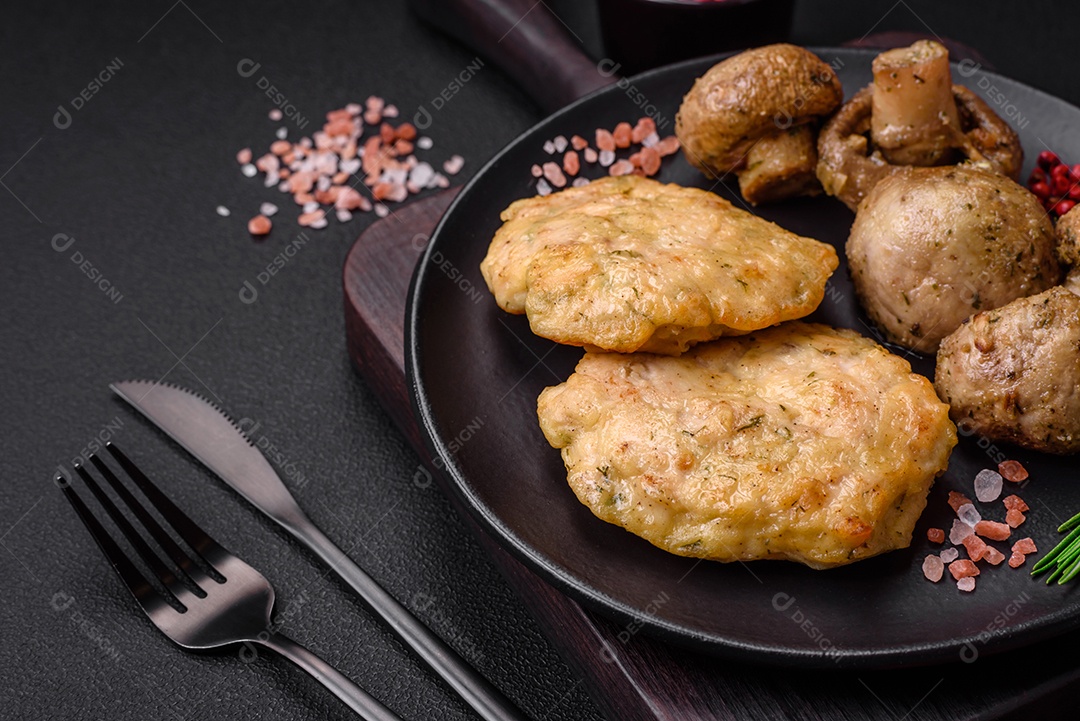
[817,42,1023,211]
[676,44,843,205]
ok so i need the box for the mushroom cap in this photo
[847,165,1059,352]
[676,44,843,175]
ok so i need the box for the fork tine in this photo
[59,475,160,606]
[106,443,226,582]
[73,462,190,608]
[89,453,209,594]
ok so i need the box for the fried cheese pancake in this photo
[481,176,838,355]
[537,323,957,569]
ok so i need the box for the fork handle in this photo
[260,632,404,721]
[288,518,530,721]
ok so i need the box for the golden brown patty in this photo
[480,176,838,355]
[537,323,957,569]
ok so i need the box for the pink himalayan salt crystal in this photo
[922,554,944,582]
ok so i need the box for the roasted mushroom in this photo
[676,44,843,205]
[1067,268,1080,296]
[818,40,1023,211]
[935,286,1080,455]
[1056,204,1080,267]
[847,165,1060,353]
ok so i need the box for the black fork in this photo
[59,443,403,721]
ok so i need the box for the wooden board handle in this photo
[407,0,616,112]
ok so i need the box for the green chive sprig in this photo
[1031,510,1080,584]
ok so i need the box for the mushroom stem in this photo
[870,40,961,166]
[737,126,821,205]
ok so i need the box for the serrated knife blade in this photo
[110,380,527,721]
[110,380,302,524]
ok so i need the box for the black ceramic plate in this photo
[407,48,1080,667]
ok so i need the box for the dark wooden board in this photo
[344,192,1080,721]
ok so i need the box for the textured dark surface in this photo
[2,1,1078,720]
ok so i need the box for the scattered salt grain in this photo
[374,203,389,218]
[631,117,656,143]
[957,503,981,527]
[922,554,944,582]
[639,147,662,176]
[260,202,279,216]
[1003,495,1029,512]
[336,209,352,223]
[983,546,1006,565]
[584,147,598,164]
[553,135,568,153]
[383,104,399,118]
[417,136,433,150]
[247,215,272,236]
[948,491,972,513]
[1013,537,1037,555]
[571,177,590,188]
[962,534,988,562]
[543,139,556,154]
[655,136,681,156]
[598,149,616,167]
[276,127,288,140]
[949,559,980,579]
[269,109,283,121]
[641,132,660,148]
[530,164,543,178]
[542,161,567,188]
[443,155,465,175]
[310,216,328,229]
[241,163,257,178]
[237,148,252,164]
[303,201,319,213]
[1006,509,1026,528]
[998,460,1028,483]
[536,178,552,196]
[973,520,1011,541]
[974,469,1004,502]
[216,205,231,217]
[950,519,974,544]
[410,163,435,188]
[957,577,976,592]
[563,151,580,176]
[1008,553,1026,568]
[278,181,291,192]
[940,547,959,563]
[345,103,362,115]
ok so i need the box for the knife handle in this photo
[406,0,616,112]
[286,516,531,721]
